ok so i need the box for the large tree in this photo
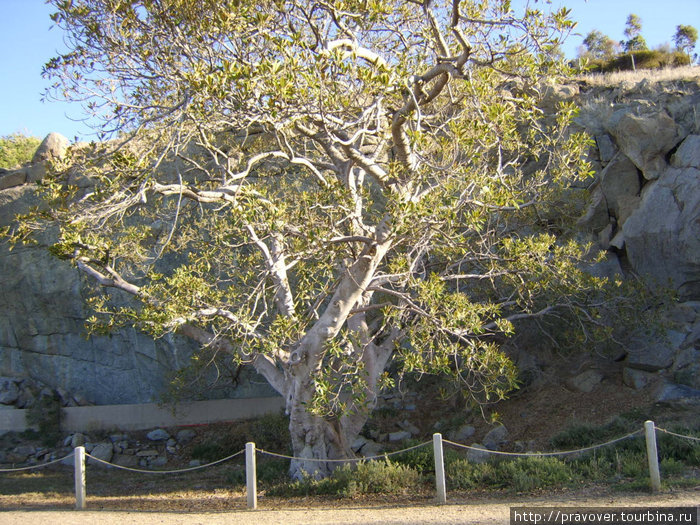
[674,24,698,62]
[580,29,618,61]
[9,0,622,477]
[622,14,647,52]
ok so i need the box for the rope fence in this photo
[655,426,700,443]
[443,429,643,457]
[0,451,75,473]
[83,449,246,475]
[1,420,698,510]
[256,440,431,463]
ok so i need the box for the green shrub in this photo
[257,458,290,483]
[448,456,576,492]
[618,452,646,479]
[550,417,637,449]
[660,457,685,477]
[586,50,691,73]
[270,459,420,497]
[0,133,41,169]
[657,428,700,466]
[392,439,435,473]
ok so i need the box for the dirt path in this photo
[2,489,698,525]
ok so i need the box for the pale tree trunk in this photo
[287,366,353,479]
[282,235,394,478]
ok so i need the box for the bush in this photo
[0,133,41,169]
[270,459,421,497]
[585,50,691,73]
[657,427,700,466]
[447,456,575,492]
[549,417,637,450]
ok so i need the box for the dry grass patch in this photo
[577,66,700,87]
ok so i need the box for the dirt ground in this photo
[2,488,699,525]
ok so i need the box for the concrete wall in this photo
[0,396,285,434]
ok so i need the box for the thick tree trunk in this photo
[287,380,356,479]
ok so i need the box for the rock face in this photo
[572,78,700,385]
[2,77,700,408]
[577,80,700,301]
[0,135,276,405]
[622,167,700,298]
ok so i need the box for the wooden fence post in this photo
[644,420,661,492]
[74,446,86,510]
[433,433,447,504]
[246,442,257,509]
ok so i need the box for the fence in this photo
[1,420,699,510]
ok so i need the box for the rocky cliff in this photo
[0,73,699,409]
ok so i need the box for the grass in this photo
[577,65,700,87]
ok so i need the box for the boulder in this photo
[671,135,700,169]
[448,424,476,443]
[655,382,700,405]
[599,153,641,220]
[388,430,412,442]
[568,369,604,393]
[622,368,656,390]
[352,436,383,458]
[176,429,197,444]
[0,377,19,405]
[483,425,508,451]
[0,170,27,191]
[606,110,679,180]
[466,443,490,464]
[625,331,682,372]
[398,420,420,436]
[586,254,624,280]
[595,134,617,164]
[88,442,113,465]
[71,433,87,448]
[622,168,700,299]
[577,186,609,232]
[31,133,70,164]
[113,454,140,468]
[146,428,170,441]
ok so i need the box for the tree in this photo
[0,133,41,170]
[622,14,647,52]
[9,0,625,478]
[674,24,698,61]
[581,30,619,61]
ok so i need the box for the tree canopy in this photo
[5,0,637,477]
[622,14,647,52]
[674,24,698,61]
[580,29,619,61]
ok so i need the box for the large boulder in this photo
[31,133,70,164]
[622,167,700,299]
[598,153,641,222]
[671,134,700,169]
[606,110,680,181]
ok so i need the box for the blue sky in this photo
[1,0,698,142]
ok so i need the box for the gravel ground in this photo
[2,489,698,525]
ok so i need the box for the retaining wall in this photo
[0,396,285,434]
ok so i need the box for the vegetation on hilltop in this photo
[0,133,41,170]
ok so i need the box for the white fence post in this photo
[433,433,447,504]
[74,446,86,510]
[246,442,257,509]
[644,420,661,491]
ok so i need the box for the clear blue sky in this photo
[1,0,699,142]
